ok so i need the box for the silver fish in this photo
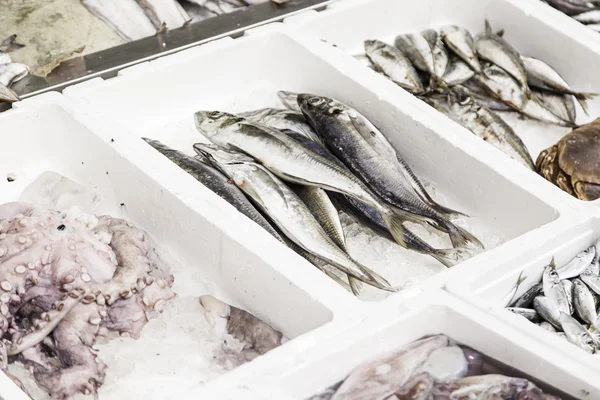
[297,94,481,251]
[0,83,19,103]
[573,278,597,325]
[573,9,600,24]
[457,83,516,112]
[533,90,576,124]
[562,279,573,311]
[443,56,475,86]
[543,259,572,314]
[545,0,596,15]
[475,21,529,90]
[331,335,449,400]
[421,29,448,77]
[394,33,436,76]
[539,321,557,332]
[448,87,535,169]
[239,108,323,145]
[521,55,596,114]
[440,25,482,73]
[194,111,464,266]
[506,307,539,321]
[196,144,391,290]
[473,63,527,110]
[557,245,596,279]
[277,90,302,112]
[512,283,544,308]
[560,312,595,353]
[533,296,561,329]
[0,63,29,87]
[520,95,577,127]
[364,40,424,94]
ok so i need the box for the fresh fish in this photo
[545,0,596,15]
[562,279,573,311]
[573,9,600,23]
[421,29,449,77]
[0,83,19,103]
[473,63,527,110]
[297,94,481,252]
[194,111,465,266]
[539,321,557,332]
[0,35,25,54]
[557,245,596,279]
[542,259,572,314]
[142,139,284,241]
[573,278,597,325]
[559,312,595,353]
[331,335,449,400]
[394,33,436,76]
[457,83,516,112]
[442,56,475,86]
[511,283,543,308]
[363,40,424,94]
[506,307,539,322]
[0,63,29,87]
[440,25,482,73]
[196,144,392,290]
[475,21,529,90]
[520,95,578,127]
[533,296,561,329]
[82,0,158,41]
[533,90,577,124]
[329,193,392,241]
[447,87,535,169]
[277,90,302,112]
[239,108,323,145]
[521,55,596,114]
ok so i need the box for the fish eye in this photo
[308,97,323,106]
[208,111,222,118]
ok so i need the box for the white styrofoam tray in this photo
[24,29,581,304]
[220,291,599,400]
[277,0,600,207]
[0,103,354,399]
[447,215,600,376]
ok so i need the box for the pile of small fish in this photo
[82,0,279,42]
[0,35,28,104]
[309,334,561,400]
[543,0,600,31]
[143,91,484,296]
[362,21,596,170]
[506,240,600,354]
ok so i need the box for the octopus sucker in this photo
[0,202,175,397]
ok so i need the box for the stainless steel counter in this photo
[10,0,331,100]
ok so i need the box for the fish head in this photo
[194,110,244,138]
[363,39,385,54]
[297,93,345,123]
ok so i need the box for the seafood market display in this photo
[362,22,596,171]
[0,35,28,103]
[505,240,600,354]
[309,334,561,400]
[537,118,600,200]
[144,92,485,296]
[542,0,600,31]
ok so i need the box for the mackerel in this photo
[364,40,424,94]
[440,25,482,74]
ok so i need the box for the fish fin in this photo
[446,221,484,250]
[355,261,396,292]
[496,29,505,37]
[348,276,363,296]
[573,92,597,115]
[485,20,493,34]
[432,247,472,267]
[0,35,25,53]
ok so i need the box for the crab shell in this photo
[536,118,600,201]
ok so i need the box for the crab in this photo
[536,118,600,201]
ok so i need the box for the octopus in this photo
[0,202,175,398]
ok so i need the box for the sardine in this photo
[239,108,323,145]
[277,90,302,112]
[443,56,475,86]
[573,278,597,325]
[573,9,600,24]
[394,33,436,76]
[511,283,543,308]
[447,87,535,170]
[364,40,424,94]
[475,21,529,90]
[195,111,465,266]
[533,296,561,329]
[557,245,596,279]
[297,94,481,251]
[0,83,19,103]
[0,63,29,87]
[521,55,596,114]
[196,144,392,291]
[329,193,392,241]
[457,83,516,112]
[533,90,577,124]
[440,25,482,73]
[543,259,572,314]
[506,307,539,322]
[421,29,448,77]
[559,312,595,353]
[142,139,284,241]
[81,0,158,41]
[472,63,527,110]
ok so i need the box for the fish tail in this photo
[348,276,363,296]
[0,34,25,53]
[484,19,493,34]
[573,92,597,115]
[355,262,396,292]
[446,221,484,250]
[431,247,471,268]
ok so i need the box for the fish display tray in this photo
[3,0,600,397]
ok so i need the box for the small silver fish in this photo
[443,56,475,86]
[239,108,323,145]
[506,307,539,321]
[363,40,424,94]
[533,296,561,329]
[421,29,448,77]
[458,83,516,112]
[573,278,597,325]
[539,321,557,332]
[512,283,543,308]
[543,259,572,314]
[0,63,29,87]
[394,33,436,76]
[440,25,482,73]
[557,245,596,279]
[473,63,527,110]
[559,312,595,353]
[520,95,577,127]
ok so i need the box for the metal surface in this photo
[10,0,332,99]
